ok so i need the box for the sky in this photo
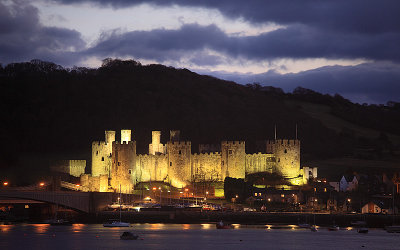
[1,0,400,104]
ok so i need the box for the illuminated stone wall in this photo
[91,130,115,177]
[136,154,168,182]
[121,129,131,143]
[167,141,191,188]
[268,139,301,180]
[110,141,136,193]
[192,153,222,181]
[149,131,166,155]
[245,153,275,175]
[221,141,246,179]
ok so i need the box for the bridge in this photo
[0,189,117,213]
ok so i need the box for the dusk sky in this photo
[1,0,400,104]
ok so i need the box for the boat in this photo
[357,227,369,234]
[103,184,130,227]
[103,219,130,227]
[351,220,367,226]
[328,225,340,231]
[310,225,317,232]
[49,219,72,226]
[385,225,400,233]
[120,231,139,240]
[298,223,311,228]
[216,221,233,229]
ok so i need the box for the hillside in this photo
[0,59,399,184]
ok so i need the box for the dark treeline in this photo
[0,59,399,184]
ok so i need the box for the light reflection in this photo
[33,224,50,234]
[201,223,211,229]
[231,224,240,229]
[182,224,190,230]
[265,224,272,230]
[149,223,164,230]
[0,225,13,233]
[72,223,85,232]
[346,227,353,231]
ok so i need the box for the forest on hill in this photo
[1,59,399,184]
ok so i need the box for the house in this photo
[329,175,358,192]
[361,200,398,214]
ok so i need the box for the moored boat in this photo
[120,231,139,240]
[385,225,400,233]
[357,227,369,233]
[103,219,130,227]
[328,225,339,231]
[216,221,233,229]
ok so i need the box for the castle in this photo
[75,130,317,195]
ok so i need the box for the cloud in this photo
[85,23,400,62]
[202,62,400,104]
[51,0,400,34]
[0,1,85,65]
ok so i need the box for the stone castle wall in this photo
[245,153,275,175]
[167,141,191,188]
[88,130,304,193]
[268,139,300,179]
[192,152,222,181]
[221,141,246,179]
[110,141,136,193]
[136,154,168,183]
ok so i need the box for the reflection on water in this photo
[1,223,400,250]
[33,223,50,234]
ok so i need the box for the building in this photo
[80,130,315,195]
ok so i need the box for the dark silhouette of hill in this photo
[0,59,399,184]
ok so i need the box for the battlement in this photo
[222,141,245,145]
[267,139,300,146]
[168,141,191,146]
[193,152,221,156]
[113,141,135,145]
[92,141,107,146]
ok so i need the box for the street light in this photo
[3,182,8,186]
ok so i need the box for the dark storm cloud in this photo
[0,1,85,65]
[86,24,400,62]
[51,0,400,34]
[204,62,400,104]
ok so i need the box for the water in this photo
[1,223,399,250]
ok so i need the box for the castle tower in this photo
[105,130,116,145]
[170,130,180,142]
[167,131,191,187]
[149,131,165,155]
[221,141,246,180]
[110,140,136,193]
[267,139,301,180]
[91,130,115,177]
[121,129,131,143]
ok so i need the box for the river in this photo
[1,223,399,249]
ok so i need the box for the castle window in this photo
[179,150,182,155]
[278,158,280,162]
[228,150,233,154]
[101,157,104,161]
[284,149,287,153]
[118,162,121,166]
[96,151,98,155]
[222,161,224,166]
[170,162,172,166]
[128,169,132,174]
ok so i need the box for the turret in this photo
[121,129,131,143]
[221,141,246,179]
[170,130,180,142]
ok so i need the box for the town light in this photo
[185,188,189,192]
[3,182,8,186]
[347,198,351,202]
[235,194,239,198]
[152,187,157,191]
[268,198,271,202]
[76,184,80,187]
[205,191,209,195]
[158,187,161,190]
[39,182,45,186]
